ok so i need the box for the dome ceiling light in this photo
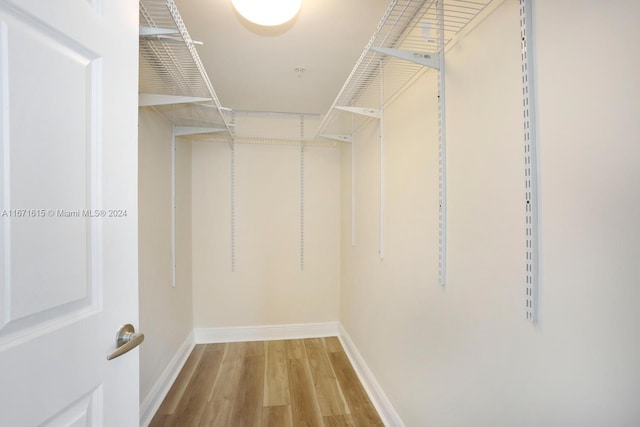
[231,0,302,26]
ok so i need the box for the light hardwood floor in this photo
[149,337,384,426]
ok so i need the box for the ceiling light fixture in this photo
[231,0,302,26]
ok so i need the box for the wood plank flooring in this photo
[150,337,384,427]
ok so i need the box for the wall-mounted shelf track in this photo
[139,0,232,136]
[299,116,306,271]
[520,0,538,323]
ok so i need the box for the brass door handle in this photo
[107,324,144,360]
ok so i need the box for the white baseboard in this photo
[194,321,340,344]
[338,323,405,427]
[140,331,195,427]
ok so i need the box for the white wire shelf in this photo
[316,0,495,138]
[139,0,232,134]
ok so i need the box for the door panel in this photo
[0,0,139,425]
[1,3,98,332]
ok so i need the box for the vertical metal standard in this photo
[230,112,236,272]
[171,128,177,287]
[299,115,305,271]
[437,0,447,286]
[351,113,356,247]
[379,60,385,260]
[520,0,539,323]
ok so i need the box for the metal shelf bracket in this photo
[335,106,381,119]
[372,47,440,69]
[321,134,353,143]
[138,94,212,107]
[139,26,179,36]
[173,126,227,136]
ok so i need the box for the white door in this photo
[0,0,139,425]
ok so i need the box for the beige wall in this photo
[139,1,640,424]
[340,1,640,426]
[138,108,193,403]
[191,139,341,327]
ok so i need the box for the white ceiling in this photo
[174,0,390,115]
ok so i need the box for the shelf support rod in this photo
[171,127,177,288]
[379,60,385,261]
[300,115,305,271]
[230,112,236,272]
[351,113,356,247]
[438,0,447,286]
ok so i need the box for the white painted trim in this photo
[194,321,339,344]
[140,331,195,427]
[338,323,406,427]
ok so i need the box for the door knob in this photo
[107,324,144,360]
